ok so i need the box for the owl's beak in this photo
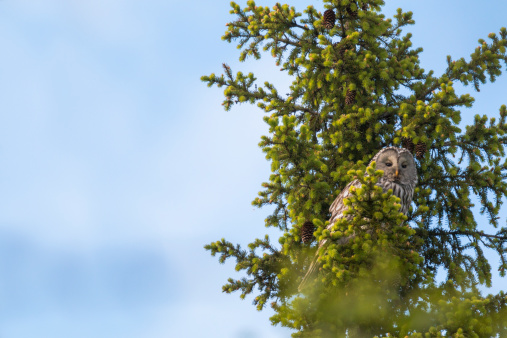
[394,169,399,179]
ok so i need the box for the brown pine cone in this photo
[415,142,427,159]
[301,221,315,244]
[345,89,356,105]
[323,9,336,30]
[402,137,415,153]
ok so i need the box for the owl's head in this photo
[371,147,417,186]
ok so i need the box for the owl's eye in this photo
[385,162,392,167]
[402,163,407,168]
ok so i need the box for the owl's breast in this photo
[379,179,414,215]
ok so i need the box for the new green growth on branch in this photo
[203,0,507,336]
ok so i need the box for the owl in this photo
[298,146,418,291]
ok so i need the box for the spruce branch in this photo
[204,1,507,335]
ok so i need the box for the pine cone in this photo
[402,137,415,153]
[415,143,427,159]
[301,221,315,244]
[345,89,356,105]
[323,9,336,29]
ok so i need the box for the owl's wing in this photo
[299,179,362,291]
[328,179,360,228]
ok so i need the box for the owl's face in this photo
[375,149,417,186]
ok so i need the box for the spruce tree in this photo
[203,1,507,336]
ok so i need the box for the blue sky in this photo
[0,1,505,337]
